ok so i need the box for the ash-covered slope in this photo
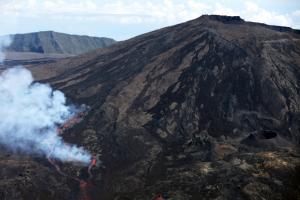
[2,15,300,200]
[44,15,300,147]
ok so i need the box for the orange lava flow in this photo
[46,111,95,200]
[79,180,91,200]
[78,156,97,200]
[153,195,164,200]
[88,156,97,180]
[62,112,85,130]
[91,158,97,166]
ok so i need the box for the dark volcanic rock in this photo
[1,15,300,200]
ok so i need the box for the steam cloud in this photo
[0,35,11,63]
[0,36,91,165]
[0,67,91,164]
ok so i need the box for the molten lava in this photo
[91,158,97,166]
[79,180,91,200]
[47,111,96,200]
[78,157,97,200]
[153,195,164,200]
[88,156,97,180]
[60,112,86,132]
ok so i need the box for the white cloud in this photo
[213,3,236,16]
[211,1,296,28]
[243,1,293,27]
[0,0,298,29]
[292,10,300,17]
[0,0,210,24]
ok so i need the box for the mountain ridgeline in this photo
[6,31,115,55]
[0,31,115,67]
[1,15,300,200]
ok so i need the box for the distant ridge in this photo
[0,31,116,67]
[5,31,116,55]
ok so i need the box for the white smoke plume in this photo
[0,35,12,63]
[0,67,91,164]
[0,36,91,165]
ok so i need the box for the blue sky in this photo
[0,0,299,40]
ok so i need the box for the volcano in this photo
[1,15,300,200]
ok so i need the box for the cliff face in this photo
[0,31,115,67]
[5,31,115,55]
[1,15,300,200]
